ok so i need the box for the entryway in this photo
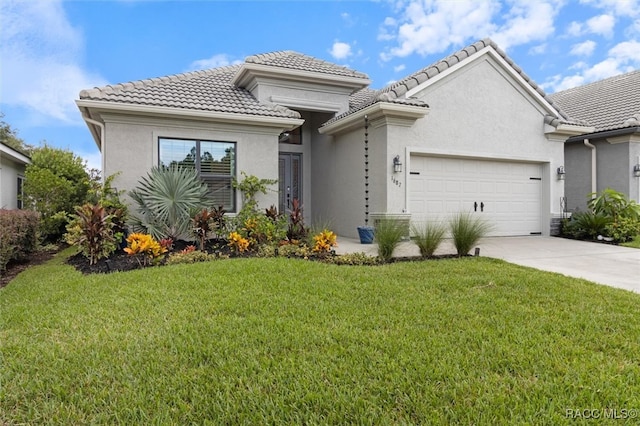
[279,152,302,213]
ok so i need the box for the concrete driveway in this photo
[336,236,640,293]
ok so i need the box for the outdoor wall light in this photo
[557,166,566,180]
[393,155,403,173]
[634,164,640,178]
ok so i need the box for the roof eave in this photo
[232,63,371,93]
[0,143,31,165]
[76,99,305,130]
[319,102,429,136]
[566,126,640,143]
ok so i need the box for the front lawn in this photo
[2,250,640,424]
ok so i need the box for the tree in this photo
[0,113,31,155]
[23,145,91,241]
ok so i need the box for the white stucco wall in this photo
[399,55,565,235]
[0,155,26,210]
[100,113,283,213]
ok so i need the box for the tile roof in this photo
[244,50,369,80]
[323,38,580,127]
[548,69,640,132]
[79,65,301,119]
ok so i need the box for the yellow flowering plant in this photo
[228,231,250,253]
[312,229,337,254]
[124,233,168,266]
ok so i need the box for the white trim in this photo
[407,146,553,164]
[319,102,429,135]
[0,143,30,165]
[405,46,564,119]
[269,95,343,113]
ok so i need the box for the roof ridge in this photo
[79,64,241,98]
[334,38,574,124]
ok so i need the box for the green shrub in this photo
[374,218,405,262]
[563,211,611,240]
[129,166,209,241]
[449,212,491,256]
[326,252,382,265]
[23,145,91,242]
[589,188,640,222]
[166,250,215,265]
[605,216,640,243]
[277,243,311,258]
[65,204,118,265]
[411,221,446,258]
[0,209,39,272]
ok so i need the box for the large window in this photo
[159,138,236,212]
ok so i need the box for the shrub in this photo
[166,250,214,265]
[129,166,209,241]
[242,214,287,248]
[233,171,278,213]
[326,252,382,266]
[287,198,308,242]
[192,208,214,251]
[23,145,91,242]
[412,221,446,258]
[449,212,491,256]
[374,219,405,262]
[277,243,311,259]
[0,209,39,272]
[605,216,640,243]
[589,188,640,222]
[563,211,611,240]
[65,204,118,265]
[312,229,337,254]
[228,232,249,253]
[124,233,168,266]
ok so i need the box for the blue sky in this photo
[1,0,639,170]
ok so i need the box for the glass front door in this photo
[278,153,302,213]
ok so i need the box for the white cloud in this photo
[188,54,243,71]
[579,0,639,18]
[542,40,640,92]
[529,43,547,55]
[490,0,562,50]
[380,0,500,60]
[393,64,406,72]
[330,41,353,60]
[586,14,615,38]
[570,40,596,56]
[0,0,107,124]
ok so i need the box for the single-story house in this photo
[548,70,640,212]
[0,142,30,210]
[77,38,591,239]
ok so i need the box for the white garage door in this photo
[409,156,542,236]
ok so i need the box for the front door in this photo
[279,153,302,213]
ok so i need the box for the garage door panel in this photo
[410,156,542,237]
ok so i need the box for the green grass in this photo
[621,235,640,248]
[2,249,640,424]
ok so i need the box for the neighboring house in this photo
[77,38,590,238]
[0,142,30,210]
[549,70,640,212]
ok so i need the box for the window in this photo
[159,138,236,212]
[17,176,24,210]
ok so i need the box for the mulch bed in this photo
[0,247,59,288]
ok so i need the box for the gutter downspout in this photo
[584,139,596,197]
[82,113,105,173]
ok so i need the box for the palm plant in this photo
[374,218,405,262]
[411,221,446,258]
[129,166,209,241]
[449,212,492,256]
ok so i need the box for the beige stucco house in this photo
[0,142,30,210]
[549,70,640,212]
[77,38,591,239]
